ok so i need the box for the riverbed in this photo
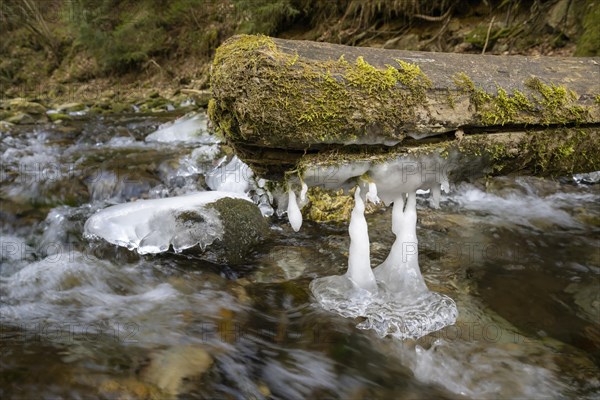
[1,111,598,399]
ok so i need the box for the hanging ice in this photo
[83,191,250,254]
[346,188,378,292]
[309,154,457,340]
[287,189,303,232]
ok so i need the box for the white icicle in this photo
[346,187,378,293]
[430,183,441,209]
[374,191,427,295]
[300,182,308,201]
[366,181,380,204]
[287,189,303,232]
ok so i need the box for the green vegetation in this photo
[233,0,299,35]
[575,1,600,56]
[0,0,596,96]
[305,187,354,222]
[210,35,433,147]
[453,72,591,126]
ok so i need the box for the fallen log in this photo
[209,35,600,178]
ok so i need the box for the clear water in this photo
[1,113,599,399]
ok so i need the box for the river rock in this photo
[55,102,85,113]
[6,112,35,125]
[0,120,15,132]
[250,246,312,283]
[2,98,47,115]
[141,344,213,396]
[84,191,269,265]
[205,197,270,264]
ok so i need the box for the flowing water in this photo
[1,112,599,399]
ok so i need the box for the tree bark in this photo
[210,35,600,178]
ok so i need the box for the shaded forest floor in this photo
[1,0,598,111]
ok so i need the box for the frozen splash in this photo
[308,156,457,339]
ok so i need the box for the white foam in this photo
[261,349,338,400]
[0,251,241,345]
[83,191,250,254]
[409,339,563,399]
[451,182,591,229]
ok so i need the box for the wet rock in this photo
[141,345,213,396]
[250,246,312,283]
[99,378,160,399]
[6,112,35,125]
[546,0,579,38]
[565,282,600,324]
[0,120,14,132]
[48,113,72,122]
[55,102,85,113]
[181,88,211,107]
[2,98,47,115]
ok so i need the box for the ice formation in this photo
[287,188,303,232]
[206,155,254,193]
[306,155,458,340]
[83,191,249,254]
[346,188,377,293]
[145,112,217,144]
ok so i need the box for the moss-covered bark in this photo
[210,35,600,178]
[211,35,599,146]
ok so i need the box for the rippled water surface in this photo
[1,113,599,399]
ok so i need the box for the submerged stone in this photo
[141,344,213,396]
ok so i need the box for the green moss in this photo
[210,34,433,148]
[453,72,590,126]
[595,94,600,105]
[575,2,600,56]
[525,77,589,124]
[305,187,354,222]
[453,72,492,108]
[521,128,598,175]
[48,113,71,122]
[212,34,276,67]
[175,210,206,224]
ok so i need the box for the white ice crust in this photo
[84,191,250,254]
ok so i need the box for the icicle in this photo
[374,191,427,294]
[300,182,308,201]
[346,187,378,293]
[366,181,380,204]
[430,183,441,209]
[287,189,302,232]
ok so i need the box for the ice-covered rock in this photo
[84,191,267,262]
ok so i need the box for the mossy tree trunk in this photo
[210,34,600,178]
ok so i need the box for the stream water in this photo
[1,111,599,399]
